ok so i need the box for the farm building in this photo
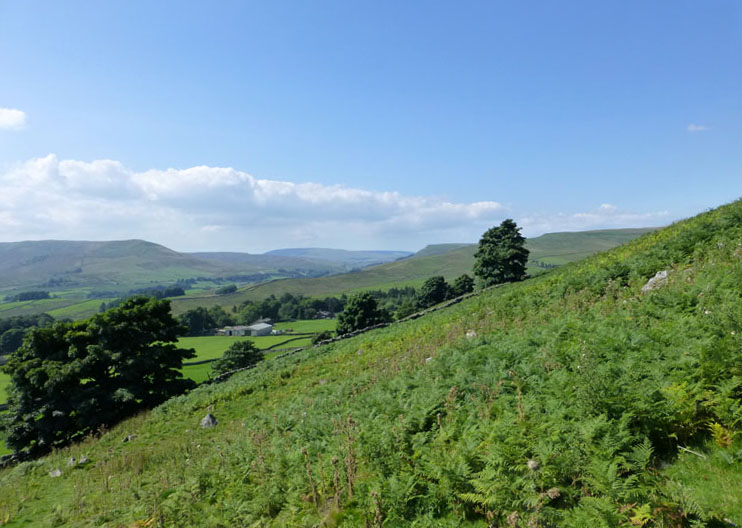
[217,325,251,336]
[246,322,273,336]
[217,323,273,337]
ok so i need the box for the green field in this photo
[1,202,739,526]
[273,319,335,333]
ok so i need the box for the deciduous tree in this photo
[474,219,529,286]
[336,292,390,334]
[2,296,195,453]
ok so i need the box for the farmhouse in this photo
[217,323,273,337]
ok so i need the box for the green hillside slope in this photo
[171,228,654,314]
[0,240,360,294]
[2,204,740,526]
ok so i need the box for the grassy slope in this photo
[170,228,655,315]
[0,205,739,526]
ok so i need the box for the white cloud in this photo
[0,155,678,251]
[687,124,709,132]
[520,204,669,236]
[0,155,505,251]
[0,108,27,130]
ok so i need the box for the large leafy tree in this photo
[2,296,195,454]
[451,273,475,297]
[336,292,390,335]
[211,340,264,376]
[474,219,529,286]
[416,276,452,309]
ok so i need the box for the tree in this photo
[474,219,529,286]
[211,340,264,376]
[452,274,475,297]
[0,328,26,356]
[416,276,452,309]
[1,296,195,454]
[336,292,390,335]
[179,307,216,335]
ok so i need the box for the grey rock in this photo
[49,468,62,478]
[200,413,218,428]
[78,455,89,465]
[122,434,136,443]
[66,457,76,467]
[641,270,669,293]
[527,459,539,471]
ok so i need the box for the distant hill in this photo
[0,239,227,291]
[170,227,656,314]
[198,248,412,270]
[413,243,472,258]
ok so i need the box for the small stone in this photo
[49,469,62,478]
[546,487,560,499]
[122,434,136,443]
[527,459,539,471]
[641,270,669,293]
[319,379,328,385]
[200,413,218,428]
[66,457,76,467]
[466,330,477,339]
[78,455,89,465]
[425,357,433,362]
[507,511,520,527]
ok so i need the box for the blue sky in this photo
[0,1,740,252]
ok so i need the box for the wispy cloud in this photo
[520,203,670,235]
[0,108,27,130]
[687,123,709,132]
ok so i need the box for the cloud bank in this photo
[0,108,27,130]
[0,155,670,251]
[0,155,506,251]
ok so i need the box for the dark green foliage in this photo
[238,293,346,324]
[451,273,474,297]
[216,284,238,295]
[178,306,216,335]
[0,313,54,355]
[336,292,390,334]
[1,296,195,453]
[5,291,50,302]
[474,218,530,286]
[211,340,264,375]
[416,276,452,309]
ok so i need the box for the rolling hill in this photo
[0,242,413,319]
[1,203,739,526]
[170,227,656,314]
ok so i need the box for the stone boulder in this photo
[641,270,668,293]
[200,413,218,428]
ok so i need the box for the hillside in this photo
[0,242,405,320]
[171,228,654,314]
[264,248,413,268]
[0,239,339,293]
[2,204,740,525]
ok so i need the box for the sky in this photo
[0,1,740,253]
